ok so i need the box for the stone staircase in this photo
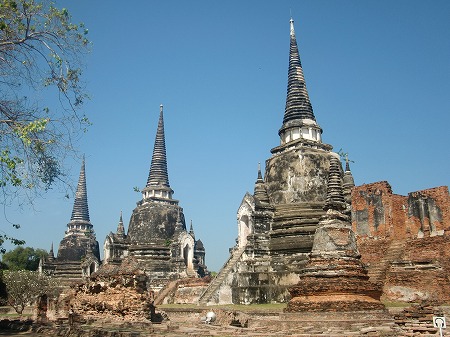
[153,279,180,305]
[51,261,85,286]
[368,239,406,283]
[197,246,245,305]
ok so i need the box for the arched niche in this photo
[236,193,255,247]
[178,232,195,271]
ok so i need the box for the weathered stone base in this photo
[227,256,304,304]
[231,284,291,304]
[287,295,385,312]
[286,276,384,312]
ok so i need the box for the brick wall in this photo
[352,183,449,240]
[384,236,450,303]
[351,182,450,303]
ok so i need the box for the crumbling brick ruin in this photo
[352,182,449,240]
[353,182,450,303]
[57,257,152,322]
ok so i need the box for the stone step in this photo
[154,280,180,305]
[198,247,245,304]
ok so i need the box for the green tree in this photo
[2,269,59,314]
[0,0,91,251]
[2,246,47,270]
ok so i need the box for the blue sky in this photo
[3,1,450,272]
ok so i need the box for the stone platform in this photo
[249,310,400,336]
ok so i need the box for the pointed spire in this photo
[277,18,323,146]
[142,105,175,202]
[324,156,346,212]
[147,104,170,188]
[343,155,355,187]
[345,155,351,172]
[254,162,270,204]
[116,211,125,236]
[283,18,315,124]
[66,157,94,237]
[343,155,355,200]
[70,157,91,223]
[189,220,195,238]
[48,242,54,261]
[257,162,263,180]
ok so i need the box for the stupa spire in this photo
[345,155,351,172]
[147,104,170,188]
[116,211,125,236]
[278,18,323,145]
[142,105,175,201]
[257,162,263,180]
[254,162,270,204]
[70,157,91,223]
[283,18,315,124]
[48,242,54,261]
[66,157,93,236]
[189,220,195,238]
[343,155,355,203]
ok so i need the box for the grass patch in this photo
[382,301,417,308]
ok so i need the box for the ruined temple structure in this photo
[198,18,346,305]
[352,182,450,303]
[285,156,384,312]
[198,16,450,307]
[40,159,101,285]
[273,158,398,333]
[103,105,207,286]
